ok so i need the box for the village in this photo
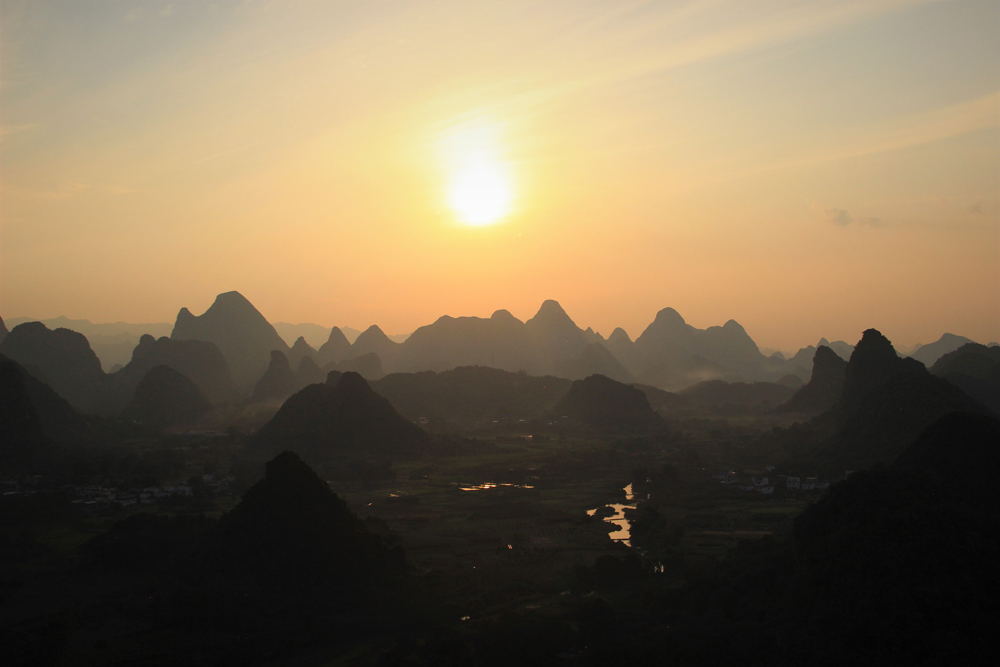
[0,474,236,516]
[710,467,833,496]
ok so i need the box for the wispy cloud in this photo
[0,123,39,140]
[802,91,1000,166]
[812,202,883,228]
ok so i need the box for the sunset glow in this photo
[448,154,513,226]
[0,0,997,349]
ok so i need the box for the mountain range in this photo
[5,291,996,416]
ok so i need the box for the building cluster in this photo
[0,474,235,517]
[711,469,831,495]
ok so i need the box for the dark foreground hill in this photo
[790,412,1000,665]
[813,329,986,471]
[1,356,59,474]
[178,451,405,622]
[548,374,664,433]
[39,451,410,665]
[0,353,91,449]
[248,372,428,467]
[930,342,1000,415]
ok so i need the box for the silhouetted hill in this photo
[678,379,794,414]
[251,350,297,402]
[794,412,1000,661]
[323,351,385,380]
[122,365,212,427]
[272,321,331,348]
[548,374,663,432]
[812,329,987,471]
[4,316,175,371]
[555,342,635,384]
[839,329,916,418]
[105,335,235,413]
[1,362,54,473]
[350,325,401,370]
[910,332,976,367]
[604,327,644,373]
[287,336,317,370]
[774,373,805,389]
[632,383,689,416]
[637,354,743,391]
[3,315,172,340]
[930,343,1000,414]
[180,451,404,619]
[395,310,535,373]
[525,300,591,373]
[932,342,1000,378]
[371,366,571,429]
[249,372,428,466]
[0,316,7,344]
[0,354,91,447]
[316,326,353,366]
[0,322,107,413]
[632,308,766,390]
[893,411,1000,489]
[776,345,846,414]
[294,355,325,389]
[788,337,853,371]
[171,291,288,390]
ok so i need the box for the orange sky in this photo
[2,0,998,352]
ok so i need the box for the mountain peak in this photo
[490,309,521,324]
[357,325,389,341]
[531,299,571,321]
[841,328,908,415]
[608,327,632,344]
[210,290,255,311]
[653,307,686,328]
[852,328,897,359]
[172,292,288,389]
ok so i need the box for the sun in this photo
[448,154,513,226]
[439,120,514,226]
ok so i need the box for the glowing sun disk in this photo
[448,157,512,226]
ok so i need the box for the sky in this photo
[1,0,998,352]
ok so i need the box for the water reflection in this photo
[459,482,535,491]
[587,483,637,547]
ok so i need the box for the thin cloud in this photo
[813,202,883,228]
[0,123,39,140]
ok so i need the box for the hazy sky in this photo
[2,0,998,351]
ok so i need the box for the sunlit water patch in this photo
[459,482,535,491]
[587,483,637,547]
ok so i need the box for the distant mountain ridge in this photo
[20,291,991,400]
[909,333,977,367]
